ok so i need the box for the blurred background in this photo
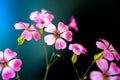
[0,0,120,80]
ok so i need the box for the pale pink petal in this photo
[100,39,109,47]
[108,62,120,75]
[96,41,105,50]
[32,31,41,41]
[8,59,22,71]
[46,13,54,22]
[113,52,120,61]
[78,44,87,54]
[4,48,17,61]
[73,48,81,55]
[0,64,3,73]
[44,23,56,33]
[58,22,68,33]
[21,30,32,41]
[103,50,114,61]
[89,71,103,80]
[61,31,73,41]
[0,51,4,61]
[109,45,120,61]
[44,35,56,45]
[29,11,40,21]
[29,25,36,31]
[96,59,108,73]
[14,22,25,29]
[2,67,15,80]
[69,44,74,50]
[36,23,44,28]
[108,76,120,80]
[55,38,66,50]
[69,16,78,32]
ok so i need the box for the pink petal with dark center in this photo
[8,59,22,71]
[32,31,41,41]
[61,31,73,41]
[103,50,114,61]
[55,38,66,50]
[22,30,32,41]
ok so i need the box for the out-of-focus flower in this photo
[96,39,120,61]
[0,48,22,80]
[30,9,54,28]
[90,59,120,80]
[14,22,40,41]
[68,16,78,32]
[69,43,87,55]
[44,22,73,50]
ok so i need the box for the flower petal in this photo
[0,64,3,73]
[61,31,73,41]
[55,38,66,50]
[96,59,108,73]
[14,22,25,30]
[32,31,41,41]
[4,48,17,61]
[69,44,74,50]
[8,59,22,71]
[29,25,36,31]
[108,76,120,80]
[21,30,32,41]
[44,35,56,45]
[0,51,4,61]
[29,11,40,21]
[96,41,105,50]
[68,16,78,32]
[108,62,120,75]
[103,50,114,61]
[89,71,103,80]
[2,67,15,80]
[58,22,68,33]
[44,23,56,33]
[100,39,109,47]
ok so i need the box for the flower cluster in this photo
[0,9,120,80]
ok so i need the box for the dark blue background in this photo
[0,0,120,80]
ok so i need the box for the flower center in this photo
[103,74,108,80]
[40,20,45,24]
[54,30,61,39]
[1,60,8,67]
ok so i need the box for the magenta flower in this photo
[68,16,78,32]
[0,48,22,80]
[90,59,120,80]
[96,39,120,61]
[69,43,87,55]
[44,22,73,50]
[14,22,40,41]
[29,9,54,28]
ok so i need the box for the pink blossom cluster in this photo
[1,9,120,80]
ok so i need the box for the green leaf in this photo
[94,52,103,61]
[17,36,25,46]
[71,54,78,64]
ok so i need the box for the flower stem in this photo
[72,63,81,80]
[44,44,48,66]
[44,65,50,80]
[16,72,20,80]
[81,61,95,80]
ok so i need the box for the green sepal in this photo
[17,36,25,46]
[71,54,78,64]
[39,28,44,34]
[94,52,103,61]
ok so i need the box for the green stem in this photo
[16,72,20,80]
[44,44,48,66]
[72,63,81,80]
[44,65,50,80]
[81,61,95,80]
[49,58,58,67]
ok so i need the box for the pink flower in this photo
[14,22,40,41]
[0,48,22,80]
[68,16,78,32]
[96,39,120,61]
[44,22,73,50]
[69,43,87,55]
[90,59,120,80]
[29,9,54,28]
